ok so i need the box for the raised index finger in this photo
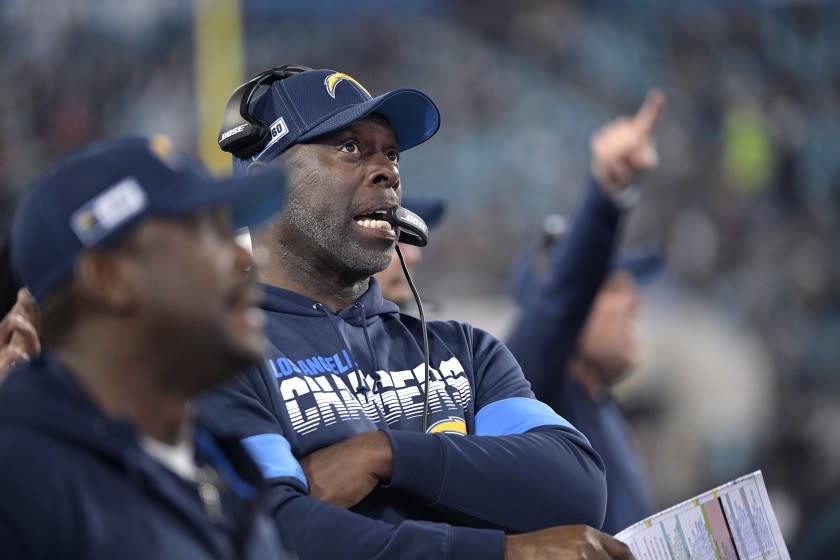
[633,89,666,136]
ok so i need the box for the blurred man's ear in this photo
[74,251,134,311]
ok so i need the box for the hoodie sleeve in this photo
[199,368,507,559]
[200,367,310,493]
[383,326,608,532]
[262,482,505,560]
[505,179,624,401]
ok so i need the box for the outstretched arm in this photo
[506,90,665,400]
[506,181,623,400]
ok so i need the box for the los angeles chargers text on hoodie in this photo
[200,278,608,559]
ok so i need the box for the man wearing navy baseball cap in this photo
[0,136,291,559]
[202,65,636,560]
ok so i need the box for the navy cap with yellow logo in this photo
[12,136,286,302]
[231,68,440,176]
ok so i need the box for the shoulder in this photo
[394,315,513,364]
[396,314,482,341]
[0,422,70,476]
[0,421,93,500]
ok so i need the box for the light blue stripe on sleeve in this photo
[241,433,308,489]
[475,397,589,443]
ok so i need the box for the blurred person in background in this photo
[374,195,445,308]
[0,287,39,381]
[0,237,38,380]
[510,238,662,535]
[203,65,634,560]
[506,91,664,534]
[0,136,292,559]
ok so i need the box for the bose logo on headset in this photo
[400,211,425,230]
[253,117,289,160]
[220,124,248,142]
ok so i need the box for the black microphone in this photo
[386,207,429,247]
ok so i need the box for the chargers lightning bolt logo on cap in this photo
[148,134,177,167]
[324,72,371,99]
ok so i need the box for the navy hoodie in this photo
[0,353,290,560]
[506,181,655,534]
[200,277,608,559]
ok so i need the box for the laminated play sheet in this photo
[615,471,789,560]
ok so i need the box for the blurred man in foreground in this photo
[0,136,291,559]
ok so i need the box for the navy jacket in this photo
[0,353,290,560]
[200,278,608,559]
[506,181,655,534]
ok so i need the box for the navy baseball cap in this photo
[402,196,446,229]
[232,68,440,175]
[12,136,286,302]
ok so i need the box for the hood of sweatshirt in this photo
[258,278,412,400]
[259,277,400,320]
[0,353,144,463]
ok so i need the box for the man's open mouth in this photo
[354,210,393,232]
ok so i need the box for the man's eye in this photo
[387,150,400,163]
[341,141,359,153]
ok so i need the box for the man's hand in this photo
[505,525,634,560]
[299,430,393,508]
[590,89,666,195]
[0,288,40,382]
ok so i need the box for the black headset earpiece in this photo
[218,64,312,159]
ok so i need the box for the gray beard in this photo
[282,196,393,278]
